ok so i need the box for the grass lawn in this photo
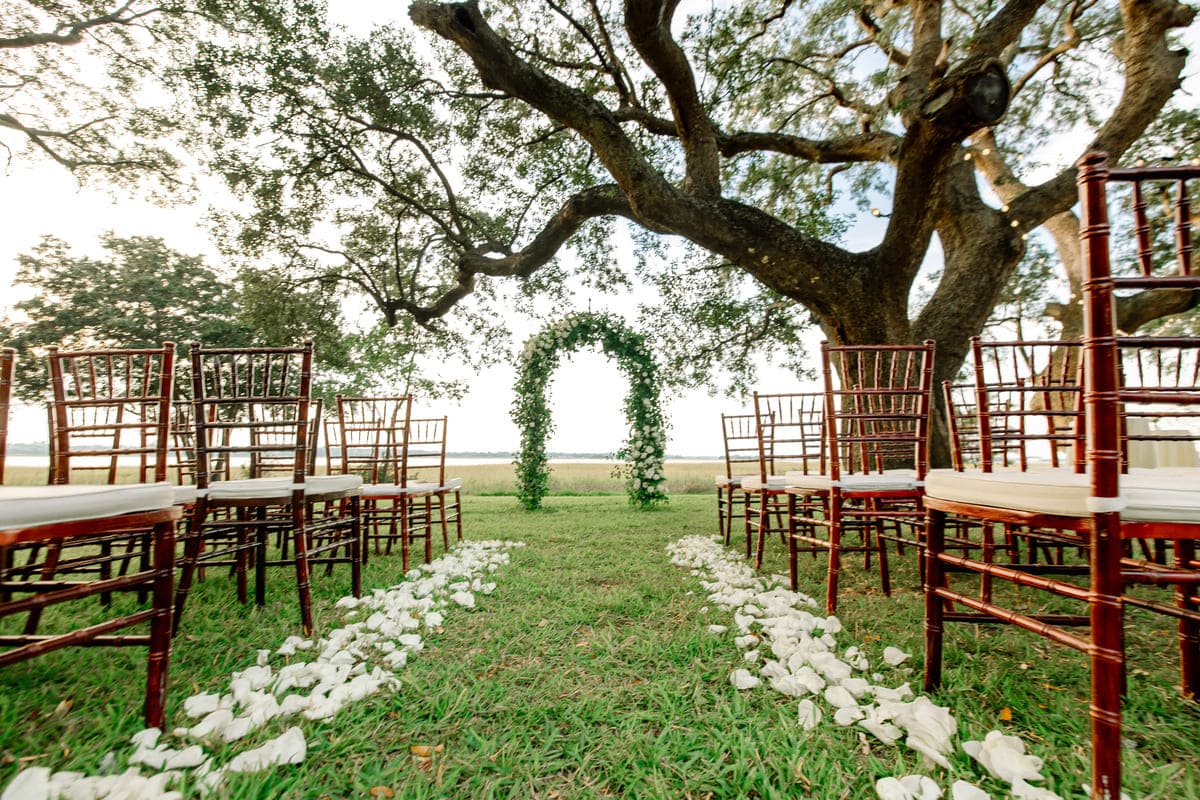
[2,494,1198,798]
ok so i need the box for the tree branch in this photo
[0,2,160,49]
[969,0,1048,59]
[1009,0,1084,98]
[610,106,900,162]
[624,0,722,197]
[396,184,637,327]
[410,0,678,213]
[1012,0,1196,223]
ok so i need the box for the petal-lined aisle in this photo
[668,535,1076,800]
[1,540,523,799]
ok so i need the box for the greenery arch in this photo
[512,312,668,510]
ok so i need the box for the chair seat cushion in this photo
[785,469,918,493]
[0,483,178,531]
[173,485,199,506]
[361,481,440,498]
[740,475,789,491]
[715,474,756,488]
[925,467,1200,522]
[204,475,362,501]
[441,477,463,491]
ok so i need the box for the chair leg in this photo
[754,498,770,570]
[292,508,315,637]
[923,507,946,693]
[717,486,727,543]
[400,497,411,574]
[825,491,843,616]
[439,494,450,551]
[454,491,463,541]
[172,518,204,636]
[787,494,799,591]
[23,541,68,635]
[875,514,891,598]
[423,496,434,564]
[1175,539,1199,700]
[254,513,268,608]
[350,496,362,599]
[743,492,755,560]
[144,518,176,729]
[1089,512,1125,800]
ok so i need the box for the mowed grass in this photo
[0,494,1197,798]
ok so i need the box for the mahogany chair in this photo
[333,395,415,567]
[742,393,825,567]
[715,412,761,546]
[924,153,1200,799]
[8,346,189,596]
[405,416,462,561]
[172,342,362,636]
[786,341,936,615]
[0,345,181,728]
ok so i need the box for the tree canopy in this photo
[9,0,1196,461]
[184,1,1194,391]
[0,1,229,190]
[0,234,366,402]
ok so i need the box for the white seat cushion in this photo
[361,483,405,498]
[715,474,755,488]
[925,467,1200,523]
[785,469,918,493]
[173,485,199,506]
[305,475,362,496]
[0,483,178,531]
[740,475,789,491]
[441,477,463,491]
[205,475,361,501]
[361,481,440,498]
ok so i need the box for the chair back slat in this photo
[189,342,313,488]
[1079,152,1200,496]
[720,413,763,480]
[750,392,824,479]
[333,396,413,486]
[821,341,935,478]
[46,345,176,485]
[969,338,1084,472]
[941,381,979,471]
[407,417,448,486]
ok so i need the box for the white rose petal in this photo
[950,780,990,800]
[797,699,823,730]
[730,669,761,690]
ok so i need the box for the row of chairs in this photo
[926,154,1199,799]
[0,341,463,729]
[716,153,1199,798]
[719,341,935,616]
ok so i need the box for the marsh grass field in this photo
[1,481,1198,798]
[0,460,725,496]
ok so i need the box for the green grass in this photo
[2,495,1199,798]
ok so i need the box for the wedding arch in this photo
[512,312,668,510]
